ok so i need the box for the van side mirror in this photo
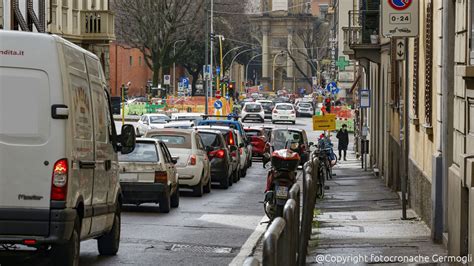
[120,124,136,154]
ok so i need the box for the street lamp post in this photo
[229,48,256,82]
[223,45,244,62]
[173,39,186,96]
[272,51,286,91]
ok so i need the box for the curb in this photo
[229,216,267,266]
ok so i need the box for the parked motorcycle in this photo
[264,143,300,220]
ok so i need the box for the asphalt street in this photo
[0,117,320,266]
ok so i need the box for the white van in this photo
[0,31,136,265]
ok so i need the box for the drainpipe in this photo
[436,0,454,242]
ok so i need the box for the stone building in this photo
[1,0,115,82]
[250,0,315,93]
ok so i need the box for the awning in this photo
[349,75,362,94]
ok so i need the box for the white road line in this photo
[229,215,267,266]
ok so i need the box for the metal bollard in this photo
[298,164,316,266]
[263,217,286,266]
[289,183,301,261]
[282,199,297,266]
[243,257,260,266]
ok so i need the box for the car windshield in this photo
[149,116,169,124]
[175,116,201,121]
[276,104,293,110]
[118,143,158,162]
[245,104,262,112]
[271,130,302,150]
[148,134,192,148]
[200,132,222,147]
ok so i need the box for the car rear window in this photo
[245,130,263,137]
[118,143,158,162]
[148,134,192,148]
[271,130,303,150]
[299,103,312,108]
[245,104,262,112]
[200,132,222,147]
[276,104,293,110]
[150,116,169,124]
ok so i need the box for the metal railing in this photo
[249,156,319,266]
[343,10,380,53]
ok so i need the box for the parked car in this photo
[270,128,310,165]
[241,102,265,122]
[171,112,204,123]
[272,103,296,124]
[296,102,314,117]
[0,31,137,265]
[198,119,253,169]
[145,129,211,196]
[118,138,179,212]
[197,130,234,188]
[240,98,254,108]
[196,126,241,182]
[256,100,274,118]
[136,114,170,136]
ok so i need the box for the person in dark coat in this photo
[336,124,349,160]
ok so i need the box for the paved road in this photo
[0,117,319,266]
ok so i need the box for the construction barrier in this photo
[336,118,354,132]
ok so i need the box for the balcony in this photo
[342,10,380,64]
[80,10,115,42]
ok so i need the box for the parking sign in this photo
[382,0,419,37]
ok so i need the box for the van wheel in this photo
[192,177,204,197]
[98,207,121,255]
[229,173,233,186]
[52,217,80,266]
[240,168,247,178]
[232,170,240,183]
[171,187,180,208]
[159,190,171,213]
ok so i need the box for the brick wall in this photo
[109,42,153,97]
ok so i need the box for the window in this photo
[245,130,263,137]
[129,56,133,66]
[149,134,191,149]
[118,143,158,162]
[149,116,169,124]
[200,133,222,147]
[244,104,262,112]
[275,104,293,110]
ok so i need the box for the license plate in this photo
[120,173,138,182]
[281,116,288,119]
[275,186,289,199]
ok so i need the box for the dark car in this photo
[244,127,270,158]
[198,130,234,189]
[111,96,122,115]
[270,128,310,165]
[257,100,274,118]
[196,126,241,182]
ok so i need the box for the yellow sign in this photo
[312,114,336,131]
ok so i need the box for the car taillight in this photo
[239,148,243,155]
[155,171,168,183]
[273,109,278,114]
[51,159,68,201]
[228,134,235,145]
[188,155,197,165]
[209,149,225,158]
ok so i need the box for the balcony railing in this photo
[80,10,115,42]
[343,10,379,55]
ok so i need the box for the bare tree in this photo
[114,0,204,86]
[287,16,330,86]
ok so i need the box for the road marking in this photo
[229,215,267,266]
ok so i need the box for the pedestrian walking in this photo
[336,124,349,161]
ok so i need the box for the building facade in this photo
[251,0,316,93]
[1,0,115,82]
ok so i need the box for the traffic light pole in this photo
[121,85,125,125]
[204,0,209,115]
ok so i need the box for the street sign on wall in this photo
[382,0,419,37]
[395,39,406,60]
[164,75,171,85]
[360,90,371,108]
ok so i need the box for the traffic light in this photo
[121,84,128,99]
[325,98,331,113]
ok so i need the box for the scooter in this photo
[264,142,300,220]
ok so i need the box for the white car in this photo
[118,139,179,212]
[0,31,137,265]
[136,114,170,136]
[164,120,196,129]
[145,129,211,197]
[241,102,265,122]
[272,103,296,124]
[171,112,204,122]
[296,102,314,117]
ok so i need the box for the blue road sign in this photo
[214,100,223,110]
[216,66,221,75]
[180,77,189,88]
[326,81,340,95]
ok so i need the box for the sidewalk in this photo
[306,151,447,265]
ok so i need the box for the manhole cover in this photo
[170,244,232,254]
